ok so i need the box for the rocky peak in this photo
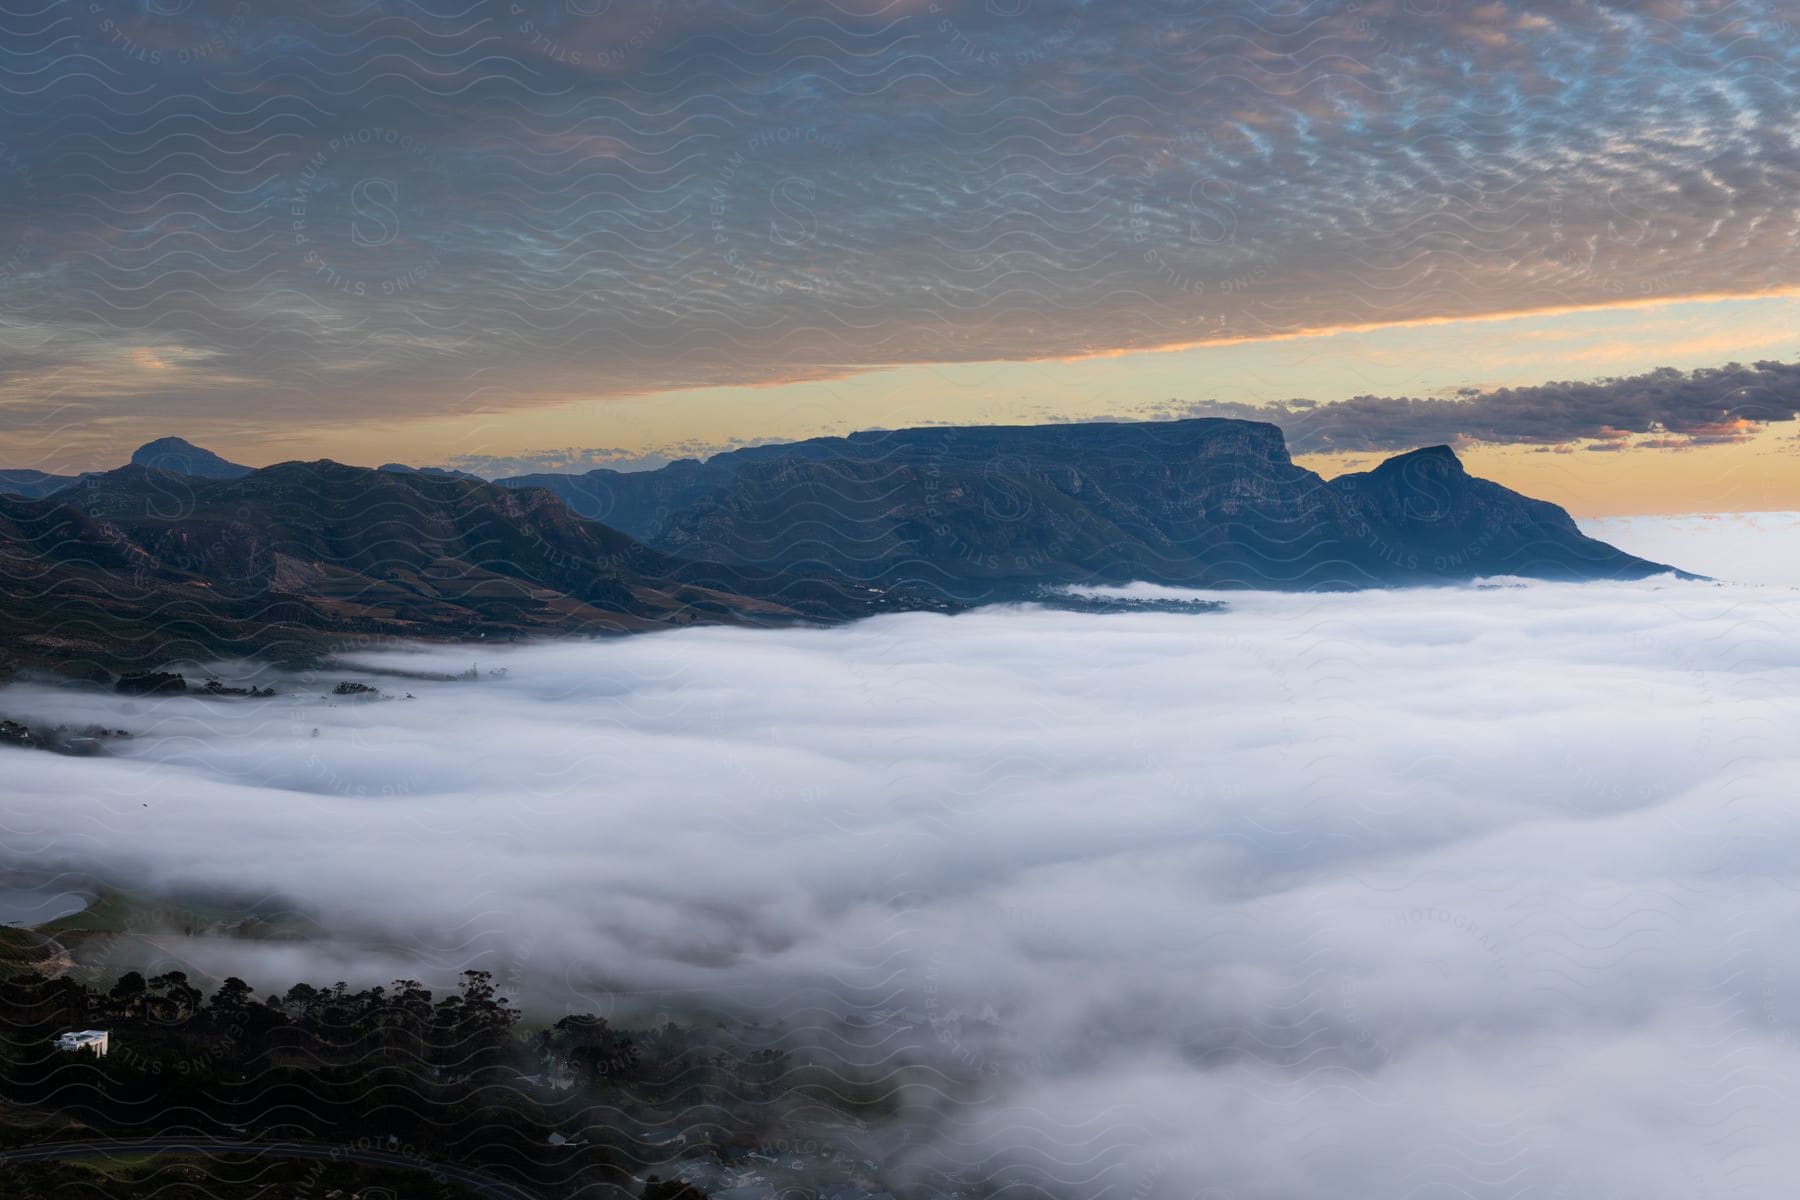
[1368,444,1466,476]
[129,437,252,480]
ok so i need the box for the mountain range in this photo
[495,419,1672,596]
[0,460,918,677]
[0,436,252,498]
[0,421,1677,676]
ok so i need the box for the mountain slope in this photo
[0,461,921,675]
[499,419,1675,597]
[1326,445,1656,581]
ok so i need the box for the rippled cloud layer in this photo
[0,0,1794,456]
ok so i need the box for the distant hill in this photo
[498,418,1676,597]
[0,469,77,500]
[0,438,253,500]
[0,461,927,675]
[377,462,480,480]
[0,442,484,499]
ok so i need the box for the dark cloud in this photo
[0,0,1794,450]
[1162,359,1800,452]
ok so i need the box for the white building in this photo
[55,1030,109,1057]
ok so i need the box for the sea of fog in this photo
[4,514,1800,1198]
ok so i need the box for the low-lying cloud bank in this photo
[4,536,1800,1197]
[1583,510,1800,587]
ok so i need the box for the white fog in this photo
[3,517,1799,1198]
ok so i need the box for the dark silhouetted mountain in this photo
[377,462,480,480]
[129,437,252,479]
[1,446,471,498]
[0,419,1683,677]
[499,418,1676,597]
[0,461,926,675]
[0,469,78,499]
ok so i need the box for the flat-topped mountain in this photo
[499,419,1675,596]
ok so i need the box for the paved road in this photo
[0,1136,544,1200]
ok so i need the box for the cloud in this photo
[0,0,1794,449]
[1581,510,1800,586]
[1163,359,1800,452]
[3,530,1799,1196]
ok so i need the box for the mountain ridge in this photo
[0,419,1682,677]
[0,458,925,677]
[494,418,1676,596]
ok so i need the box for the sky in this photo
[4,557,1800,1197]
[0,0,1795,513]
